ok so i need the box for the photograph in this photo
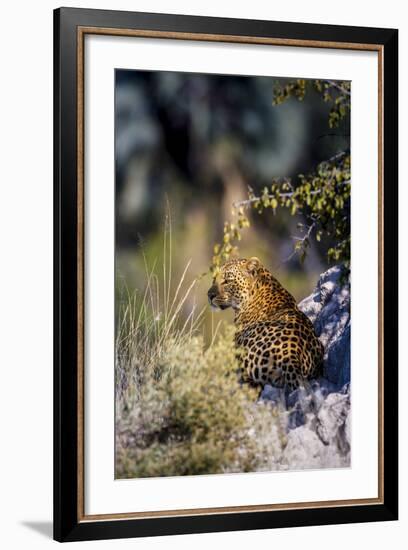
[114,69,352,479]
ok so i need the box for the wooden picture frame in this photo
[54,7,398,542]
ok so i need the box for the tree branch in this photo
[233,180,350,209]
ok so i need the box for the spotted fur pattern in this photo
[207,257,323,390]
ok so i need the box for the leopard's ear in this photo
[246,257,261,276]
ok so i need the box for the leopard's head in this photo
[207,257,262,311]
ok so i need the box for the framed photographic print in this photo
[54,7,398,542]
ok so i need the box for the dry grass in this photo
[115,222,283,478]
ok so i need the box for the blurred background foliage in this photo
[115,70,350,339]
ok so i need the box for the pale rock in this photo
[258,265,351,470]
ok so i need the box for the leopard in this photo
[207,257,324,391]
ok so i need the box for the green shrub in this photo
[211,79,351,273]
[116,326,288,478]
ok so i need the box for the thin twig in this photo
[325,80,351,96]
[292,221,316,242]
[325,150,349,163]
[282,221,316,264]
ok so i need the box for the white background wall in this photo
[0,1,405,548]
